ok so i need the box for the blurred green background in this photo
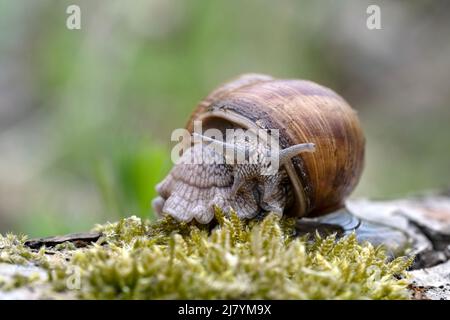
[0,0,449,236]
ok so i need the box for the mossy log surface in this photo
[1,194,449,300]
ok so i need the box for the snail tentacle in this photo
[279,143,316,164]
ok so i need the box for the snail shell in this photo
[152,74,365,223]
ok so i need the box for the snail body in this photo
[152,74,365,223]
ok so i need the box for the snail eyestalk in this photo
[192,132,248,163]
[230,175,245,197]
[279,143,316,164]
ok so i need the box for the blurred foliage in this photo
[0,0,449,236]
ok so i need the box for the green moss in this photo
[0,210,413,299]
[0,234,46,265]
[0,272,42,291]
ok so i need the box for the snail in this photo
[152,73,365,224]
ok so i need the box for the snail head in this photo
[153,131,315,223]
[194,132,315,215]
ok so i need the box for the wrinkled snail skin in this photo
[152,73,365,223]
[153,136,315,223]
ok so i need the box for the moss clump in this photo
[0,272,42,291]
[0,211,413,299]
[0,234,46,265]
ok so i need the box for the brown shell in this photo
[186,74,365,218]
